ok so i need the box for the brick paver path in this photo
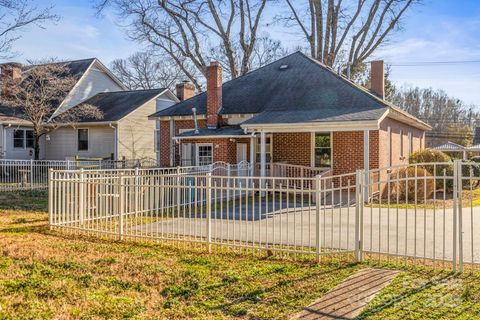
[292,268,399,319]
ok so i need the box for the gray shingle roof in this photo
[152,52,389,124]
[69,89,165,122]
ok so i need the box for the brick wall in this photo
[332,131,364,175]
[272,133,311,166]
[378,117,425,169]
[160,117,426,176]
[159,119,207,167]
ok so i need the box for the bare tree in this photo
[110,51,185,90]
[390,86,479,147]
[0,0,59,58]
[0,63,103,159]
[278,0,418,75]
[96,0,280,90]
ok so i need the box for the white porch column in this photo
[260,131,266,178]
[250,135,255,176]
[363,130,369,201]
[463,150,467,160]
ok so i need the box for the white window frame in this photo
[311,132,333,168]
[12,129,34,149]
[255,134,273,163]
[196,143,213,166]
[77,128,89,152]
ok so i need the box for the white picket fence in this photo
[0,158,157,192]
[48,160,480,272]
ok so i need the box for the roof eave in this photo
[241,120,380,132]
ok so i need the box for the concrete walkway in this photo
[292,268,399,319]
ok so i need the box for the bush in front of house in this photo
[409,148,451,165]
[389,166,435,202]
[409,148,453,191]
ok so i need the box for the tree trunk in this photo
[34,135,40,160]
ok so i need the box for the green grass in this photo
[2,191,480,319]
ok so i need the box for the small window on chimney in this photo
[279,64,289,70]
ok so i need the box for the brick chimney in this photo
[1,62,22,96]
[370,60,384,100]
[206,61,222,129]
[176,81,195,101]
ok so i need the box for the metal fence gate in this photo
[362,160,480,272]
[49,160,480,272]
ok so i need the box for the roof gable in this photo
[68,89,167,123]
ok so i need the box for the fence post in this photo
[134,167,139,225]
[452,160,459,272]
[79,168,85,225]
[206,172,212,253]
[48,168,53,228]
[355,169,364,262]
[29,159,34,189]
[315,175,322,262]
[455,159,464,272]
[119,172,125,240]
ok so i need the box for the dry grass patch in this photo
[0,193,362,319]
[3,191,480,319]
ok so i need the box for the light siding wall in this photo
[43,126,115,160]
[3,126,34,160]
[56,62,124,115]
[117,100,158,160]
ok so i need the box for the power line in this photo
[388,60,480,67]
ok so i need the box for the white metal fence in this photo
[0,158,157,192]
[48,160,480,272]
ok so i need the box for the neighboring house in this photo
[0,59,177,161]
[150,52,431,177]
[42,89,177,161]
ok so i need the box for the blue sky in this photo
[4,0,480,106]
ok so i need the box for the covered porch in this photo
[173,123,375,180]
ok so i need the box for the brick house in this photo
[150,52,431,177]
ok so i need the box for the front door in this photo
[236,143,247,163]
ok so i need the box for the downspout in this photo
[3,124,11,159]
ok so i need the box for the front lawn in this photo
[1,191,480,319]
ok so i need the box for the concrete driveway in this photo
[137,201,480,264]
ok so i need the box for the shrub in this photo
[409,148,453,191]
[389,167,435,202]
[409,148,451,165]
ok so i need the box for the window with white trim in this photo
[13,129,34,149]
[77,129,89,151]
[255,136,272,163]
[196,144,213,166]
[26,130,34,149]
[314,133,331,167]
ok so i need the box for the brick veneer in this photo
[272,133,311,166]
[160,117,426,177]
